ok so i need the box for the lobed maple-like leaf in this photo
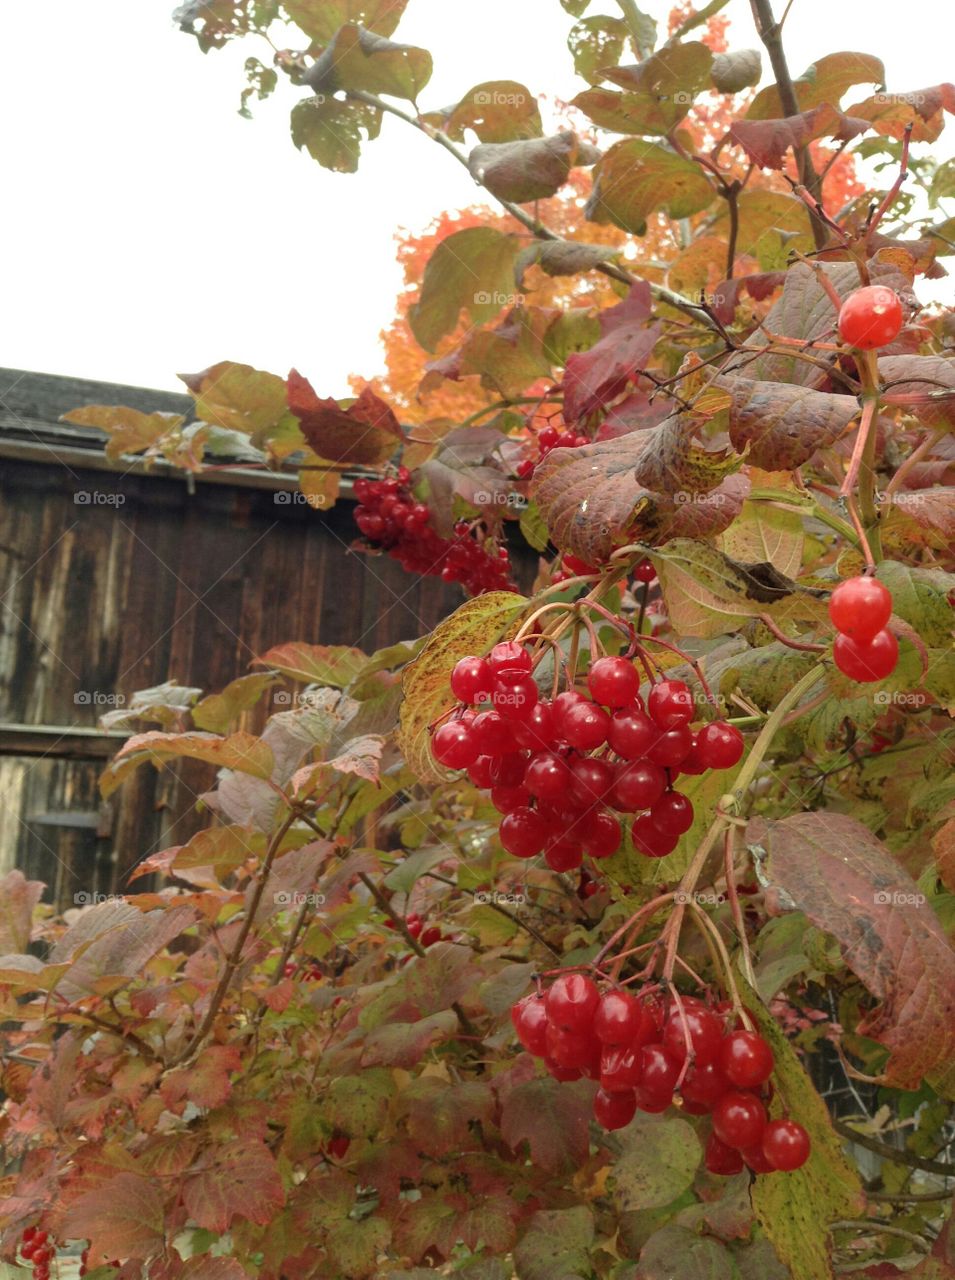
[748,811,955,1090]
[62,405,184,461]
[182,1139,285,1232]
[288,370,404,466]
[161,1044,242,1110]
[61,1171,166,1263]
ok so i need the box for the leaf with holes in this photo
[441,81,542,142]
[747,812,955,1091]
[284,0,409,42]
[307,23,431,101]
[291,95,382,173]
[568,15,630,86]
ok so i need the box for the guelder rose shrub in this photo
[3,2,955,1278]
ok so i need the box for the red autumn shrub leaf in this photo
[562,281,658,421]
[748,811,955,1090]
[100,730,274,797]
[730,103,869,169]
[182,1139,285,1232]
[60,1171,166,1262]
[718,373,860,469]
[160,1044,242,1110]
[879,354,955,431]
[288,369,404,465]
[252,641,369,687]
[500,1075,594,1174]
[0,869,44,953]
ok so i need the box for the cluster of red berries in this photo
[384,911,446,947]
[511,976,811,1174]
[18,1229,54,1278]
[516,424,589,481]
[352,469,515,596]
[431,641,744,870]
[283,958,322,981]
[829,576,898,683]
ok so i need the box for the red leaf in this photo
[60,1172,166,1262]
[749,812,955,1089]
[500,1075,595,1174]
[730,103,869,169]
[182,1139,285,1232]
[562,282,658,421]
[160,1044,242,1110]
[288,369,404,465]
[0,869,44,953]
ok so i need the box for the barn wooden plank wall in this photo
[0,368,536,908]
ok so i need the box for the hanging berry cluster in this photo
[431,637,744,871]
[18,1229,54,1280]
[829,575,898,682]
[352,469,515,596]
[512,976,810,1175]
[516,424,589,481]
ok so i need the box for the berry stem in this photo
[841,348,884,567]
[723,825,757,992]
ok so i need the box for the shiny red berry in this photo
[499,807,549,858]
[695,722,744,770]
[838,285,903,350]
[511,994,550,1055]
[594,989,643,1044]
[545,973,600,1032]
[832,629,899,683]
[720,1030,774,1088]
[450,655,492,703]
[648,679,695,729]
[594,1086,637,1130]
[432,720,478,769]
[488,640,532,674]
[712,1090,767,1149]
[588,656,641,708]
[705,1132,745,1175]
[650,790,694,836]
[761,1118,811,1171]
[828,576,892,643]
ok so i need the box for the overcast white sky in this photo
[1,0,952,397]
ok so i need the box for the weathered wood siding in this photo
[0,369,535,906]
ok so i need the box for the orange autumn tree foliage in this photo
[354,6,864,426]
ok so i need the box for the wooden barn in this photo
[0,367,533,908]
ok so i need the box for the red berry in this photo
[637,1043,681,1105]
[545,973,600,1032]
[609,761,667,812]
[631,814,679,858]
[633,558,656,584]
[568,756,614,807]
[491,784,530,814]
[488,751,529,787]
[607,708,655,760]
[594,990,642,1044]
[564,554,598,575]
[838,285,903,350]
[511,994,550,1055]
[742,1142,776,1173]
[450,655,492,703]
[468,754,495,787]
[327,1134,350,1159]
[680,1058,730,1111]
[432,720,478,769]
[712,1090,767,1150]
[761,1118,811,1171]
[646,723,693,768]
[558,699,610,750]
[525,752,572,800]
[662,1004,724,1065]
[594,1086,637,1130]
[705,1132,744,1175]
[650,791,694,836]
[832,629,899,683]
[695,722,744,770]
[720,1030,774,1088]
[544,838,583,872]
[828,576,892,643]
[499,807,549,858]
[492,669,539,721]
[648,679,694,729]
[488,640,532,674]
[406,917,423,939]
[546,1059,583,1082]
[471,710,516,756]
[516,458,535,479]
[545,1021,599,1070]
[420,926,442,946]
[600,1043,644,1091]
[582,810,622,859]
[588,656,641,708]
[539,426,559,450]
[512,700,554,751]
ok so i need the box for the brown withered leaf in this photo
[530,432,748,563]
[730,103,869,170]
[879,354,955,431]
[287,370,404,465]
[630,414,743,495]
[717,373,859,469]
[748,811,955,1091]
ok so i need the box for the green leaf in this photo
[586,140,714,233]
[519,499,550,552]
[100,730,274,798]
[513,1206,595,1280]
[635,1226,738,1280]
[398,591,527,781]
[326,1217,391,1280]
[178,361,288,435]
[606,41,712,100]
[325,1068,395,1137]
[382,846,449,893]
[875,561,955,648]
[611,1114,701,1211]
[718,492,805,579]
[284,0,409,42]
[291,94,382,172]
[443,81,543,142]
[192,673,277,733]
[740,974,864,1280]
[649,538,828,639]
[408,226,523,352]
[568,15,630,86]
[307,23,431,101]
